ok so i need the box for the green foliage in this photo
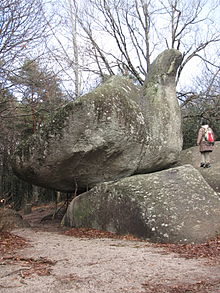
[11,58,66,135]
[0,59,68,208]
[182,117,198,149]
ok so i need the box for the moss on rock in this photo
[64,165,220,244]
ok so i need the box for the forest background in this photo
[0,0,220,209]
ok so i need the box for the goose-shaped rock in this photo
[12,49,183,192]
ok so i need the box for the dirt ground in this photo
[0,205,219,293]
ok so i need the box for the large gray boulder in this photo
[177,141,220,192]
[62,165,220,244]
[13,77,145,191]
[12,49,183,192]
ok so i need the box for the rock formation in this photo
[12,49,183,192]
[0,208,30,231]
[11,49,220,244]
[177,141,220,192]
[62,165,220,244]
[136,49,183,172]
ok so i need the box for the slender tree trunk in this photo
[69,0,81,98]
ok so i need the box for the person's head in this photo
[201,118,209,126]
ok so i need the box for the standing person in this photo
[197,119,214,168]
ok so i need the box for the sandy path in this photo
[0,227,219,293]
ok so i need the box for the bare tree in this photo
[68,0,81,97]
[26,0,219,102]
[69,0,220,88]
[0,0,49,85]
[75,0,152,84]
[161,0,220,84]
[0,0,53,130]
[181,63,220,147]
[182,65,220,116]
[41,0,93,98]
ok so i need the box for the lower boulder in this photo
[62,165,220,244]
[177,141,220,192]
